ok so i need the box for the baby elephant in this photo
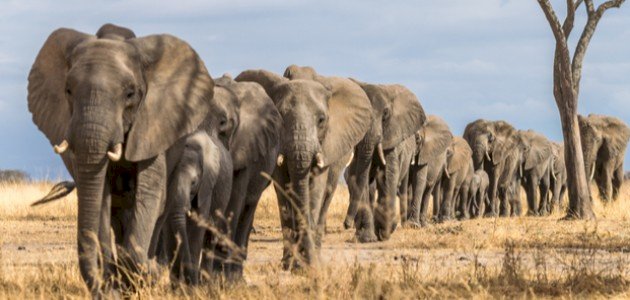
[161,130,233,284]
[466,170,489,218]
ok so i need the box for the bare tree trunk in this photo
[537,0,624,219]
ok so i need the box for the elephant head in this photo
[208,74,282,171]
[28,24,213,288]
[414,115,453,166]
[463,119,516,170]
[235,68,372,265]
[515,130,552,172]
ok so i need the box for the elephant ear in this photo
[448,137,473,174]
[382,85,426,149]
[602,116,630,156]
[228,81,282,170]
[234,69,287,105]
[125,34,214,162]
[523,132,552,170]
[28,28,93,149]
[417,115,453,165]
[321,77,373,166]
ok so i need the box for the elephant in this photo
[578,114,630,202]
[466,169,489,218]
[541,142,567,214]
[463,120,518,217]
[202,74,282,279]
[157,131,232,285]
[235,67,373,269]
[438,136,474,221]
[27,24,214,294]
[514,130,553,216]
[406,115,453,227]
[342,80,426,242]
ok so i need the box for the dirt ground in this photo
[1,182,629,298]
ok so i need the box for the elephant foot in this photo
[526,211,539,217]
[499,211,510,218]
[403,221,423,229]
[355,228,378,243]
[343,218,354,230]
[483,212,498,218]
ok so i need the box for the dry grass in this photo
[1,181,629,298]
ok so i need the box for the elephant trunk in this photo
[472,144,486,170]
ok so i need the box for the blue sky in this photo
[1,0,628,179]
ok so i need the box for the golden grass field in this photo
[1,181,629,299]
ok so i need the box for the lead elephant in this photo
[28,24,214,295]
[203,74,282,279]
[343,80,426,242]
[407,115,453,227]
[578,114,630,201]
[235,68,372,269]
[463,120,517,217]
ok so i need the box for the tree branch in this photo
[572,0,625,96]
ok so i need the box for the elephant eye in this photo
[66,88,72,96]
[317,115,326,127]
[383,108,391,120]
[126,91,135,99]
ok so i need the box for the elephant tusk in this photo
[485,150,491,162]
[411,156,415,165]
[53,140,69,154]
[346,152,354,167]
[444,165,450,179]
[589,164,595,181]
[107,143,123,162]
[377,143,387,166]
[519,162,523,178]
[315,152,325,169]
[277,154,284,167]
[550,160,557,181]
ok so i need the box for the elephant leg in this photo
[121,155,166,282]
[270,167,300,269]
[485,167,500,217]
[317,163,344,247]
[408,166,427,226]
[398,171,409,226]
[354,178,377,243]
[459,185,471,220]
[432,178,442,221]
[374,150,400,241]
[549,178,560,214]
[499,185,511,217]
[344,146,373,230]
[525,176,539,216]
[599,162,614,202]
[612,165,624,201]
[439,178,455,222]
[230,202,257,280]
[538,172,551,216]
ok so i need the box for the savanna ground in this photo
[1,180,629,299]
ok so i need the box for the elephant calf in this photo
[156,131,232,285]
[466,170,489,218]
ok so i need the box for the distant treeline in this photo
[0,169,30,183]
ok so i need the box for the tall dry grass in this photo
[0,180,629,298]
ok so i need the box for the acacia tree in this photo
[536,0,625,219]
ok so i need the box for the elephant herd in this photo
[27,24,630,296]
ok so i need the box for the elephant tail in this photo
[31,181,76,206]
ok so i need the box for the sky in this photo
[1,0,628,179]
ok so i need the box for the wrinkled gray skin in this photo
[466,169,489,218]
[344,80,426,242]
[236,67,372,269]
[438,137,474,221]
[514,130,553,216]
[156,131,232,285]
[541,142,567,214]
[463,120,517,217]
[203,75,281,279]
[27,24,213,295]
[578,114,630,202]
[406,115,453,227]
[496,142,523,217]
